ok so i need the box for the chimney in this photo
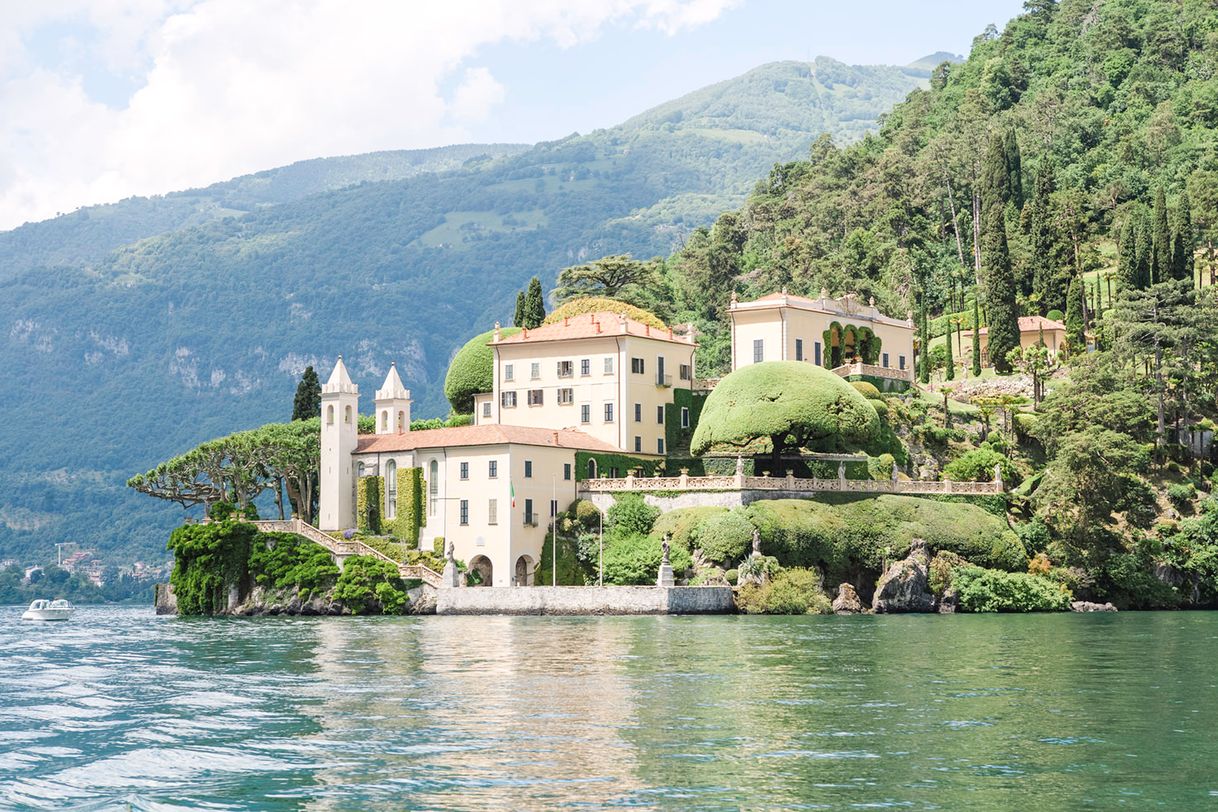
[493,321,501,342]
[563,316,569,326]
[645,324,650,336]
[618,313,627,334]
[667,326,673,339]
[596,321,602,334]
[552,431,559,445]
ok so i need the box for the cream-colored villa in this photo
[729,289,916,383]
[320,311,698,587]
[956,315,1068,367]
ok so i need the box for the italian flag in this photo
[510,480,516,508]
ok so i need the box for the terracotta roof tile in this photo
[493,312,693,346]
[977,315,1066,335]
[354,424,620,454]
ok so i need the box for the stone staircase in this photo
[252,518,443,589]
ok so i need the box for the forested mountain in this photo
[0,57,928,564]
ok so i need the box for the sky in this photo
[0,0,1025,231]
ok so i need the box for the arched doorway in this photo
[384,460,396,520]
[514,555,534,586]
[468,555,493,587]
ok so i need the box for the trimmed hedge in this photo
[651,506,728,550]
[443,326,522,413]
[691,510,754,564]
[543,297,665,329]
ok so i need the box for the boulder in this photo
[832,583,864,614]
[937,588,958,614]
[1070,601,1117,612]
[872,539,935,613]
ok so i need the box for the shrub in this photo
[249,532,339,600]
[602,532,692,585]
[1027,552,1052,575]
[928,550,967,595]
[1046,309,1064,322]
[867,397,889,419]
[850,380,882,399]
[868,453,896,481]
[572,498,602,529]
[651,506,727,550]
[167,521,257,616]
[943,447,1019,486]
[736,567,831,614]
[1015,520,1052,554]
[1167,482,1197,511]
[443,327,522,413]
[331,555,410,614]
[608,494,660,536]
[953,566,1072,612]
[543,297,666,329]
[691,510,754,564]
[724,568,739,585]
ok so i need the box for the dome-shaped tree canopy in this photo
[444,326,521,413]
[544,297,665,329]
[691,361,879,465]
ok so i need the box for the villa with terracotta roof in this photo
[957,315,1068,367]
[729,289,916,387]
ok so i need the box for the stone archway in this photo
[468,555,493,587]
[514,555,534,586]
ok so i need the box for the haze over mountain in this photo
[0,55,937,563]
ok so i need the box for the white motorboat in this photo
[21,599,73,621]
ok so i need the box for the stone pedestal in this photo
[441,561,462,588]
[657,564,674,588]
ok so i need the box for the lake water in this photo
[2,608,1217,810]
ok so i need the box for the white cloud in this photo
[0,0,737,230]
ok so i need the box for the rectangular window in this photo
[899,355,906,370]
[753,339,764,364]
[679,363,691,381]
[459,499,469,526]
[815,341,822,366]
[524,498,534,525]
[604,357,614,374]
[634,436,642,453]
[634,403,642,422]
[631,357,645,374]
[488,460,498,479]
[604,403,614,422]
[524,460,533,478]
[681,407,690,429]
[557,360,573,378]
[657,438,665,455]
[527,389,543,406]
[563,463,572,481]
[481,401,491,418]
[657,405,664,424]
[550,499,558,518]
[459,462,469,480]
[504,363,514,381]
[795,338,804,361]
[580,358,590,376]
[488,498,498,525]
[500,391,517,408]
[882,352,890,368]
[558,388,574,405]
[530,362,540,379]
[580,404,590,424]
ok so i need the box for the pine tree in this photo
[1171,190,1195,283]
[1004,127,1023,210]
[981,200,1020,374]
[522,276,546,328]
[1064,275,1085,354]
[1151,185,1171,285]
[971,294,982,377]
[513,291,525,328]
[292,366,321,421]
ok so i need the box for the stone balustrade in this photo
[251,518,443,588]
[580,472,1002,496]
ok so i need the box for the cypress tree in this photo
[513,291,525,328]
[1064,275,1085,354]
[1171,190,1195,283]
[971,294,982,376]
[1028,163,1065,312]
[980,202,1020,374]
[944,317,955,380]
[523,276,546,328]
[1004,127,1023,210]
[982,132,1011,212]
[1116,213,1139,290]
[1134,208,1153,289]
[292,366,321,421]
[1151,185,1170,285]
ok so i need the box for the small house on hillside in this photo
[957,315,1068,367]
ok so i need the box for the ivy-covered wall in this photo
[384,466,424,545]
[356,476,383,534]
[574,451,658,482]
[665,388,708,457]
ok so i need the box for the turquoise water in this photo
[2,608,1217,810]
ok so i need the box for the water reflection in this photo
[1,608,1217,810]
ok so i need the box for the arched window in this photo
[428,459,439,515]
[326,404,334,425]
[344,405,352,424]
[381,410,388,432]
[586,458,598,479]
[397,410,405,432]
[357,462,366,477]
[385,460,397,519]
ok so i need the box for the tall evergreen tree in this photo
[1004,127,1023,210]
[1151,185,1171,285]
[981,131,1011,212]
[1028,162,1065,311]
[1116,212,1140,290]
[944,317,955,380]
[513,291,525,328]
[522,276,546,328]
[971,294,982,377]
[980,196,1020,374]
[1171,190,1195,283]
[291,366,321,421]
[1134,207,1153,289]
[1064,275,1085,353]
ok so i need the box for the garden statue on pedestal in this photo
[657,533,675,587]
[442,540,461,588]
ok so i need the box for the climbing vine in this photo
[167,520,256,615]
[385,466,423,544]
[356,476,383,533]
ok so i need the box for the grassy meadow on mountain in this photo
[0,57,930,564]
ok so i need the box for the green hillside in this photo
[0,58,927,565]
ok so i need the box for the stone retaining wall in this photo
[436,585,734,616]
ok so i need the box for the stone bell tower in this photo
[319,356,359,531]
[374,362,412,435]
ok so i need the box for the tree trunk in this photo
[770,435,784,476]
[946,175,966,268]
